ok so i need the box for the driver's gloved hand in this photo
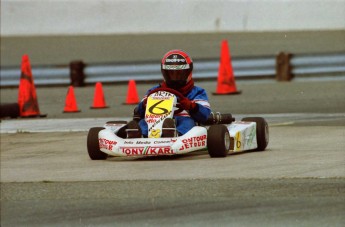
[177,97,198,112]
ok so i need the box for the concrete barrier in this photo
[1,0,344,36]
[1,1,344,67]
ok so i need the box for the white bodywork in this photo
[99,124,207,157]
[228,121,257,152]
[98,121,258,157]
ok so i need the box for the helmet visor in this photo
[162,68,190,83]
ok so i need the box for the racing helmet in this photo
[161,49,193,88]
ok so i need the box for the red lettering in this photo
[149,147,157,155]
[122,147,145,156]
[99,138,117,145]
[121,146,172,156]
[157,148,164,154]
[132,149,138,155]
[182,135,206,144]
[145,114,161,118]
[180,135,207,151]
[164,147,171,154]
[146,119,156,123]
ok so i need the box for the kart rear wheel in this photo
[87,127,108,160]
[207,125,230,157]
[242,117,269,151]
[0,103,20,119]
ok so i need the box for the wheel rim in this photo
[265,123,269,144]
[224,131,230,151]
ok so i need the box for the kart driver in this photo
[127,49,211,138]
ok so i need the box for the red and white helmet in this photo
[161,49,193,88]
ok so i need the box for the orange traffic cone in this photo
[18,54,46,117]
[123,80,139,105]
[90,82,108,109]
[63,86,80,113]
[213,40,241,95]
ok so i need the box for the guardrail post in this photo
[69,60,85,87]
[276,52,293,81]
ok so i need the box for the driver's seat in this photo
[161,118,176,138]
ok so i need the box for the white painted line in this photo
[0,118,130,133]
[1,113,344,133]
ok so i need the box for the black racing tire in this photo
[241,117,269,151]
[0,103,20,119]
[87,127,108,160]
[207,124,230,158]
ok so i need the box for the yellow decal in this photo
[236,131,241,150]
[145,96,174,116]
[149,129,161,138]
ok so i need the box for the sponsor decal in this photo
[162,64,190,70]
[165,58,186,63]
[245,128,256,147]
[236,132,241,149]
[146,95,174,133]
[150,96,172,100]
[99,138,117,150]
[121,146,173,156]
[146,96,174,115]
[146,113,170,131]
[136,141,151,145]
[145,114,163,119]
[150,129,161,138]
[154,140,171,144]
[151,91,174,97]
[145,93,175,137]
[179,135,207,151]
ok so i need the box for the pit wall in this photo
[1,0,344,36]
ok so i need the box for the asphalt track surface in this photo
[1,79,345,226]
[2,30,345,66]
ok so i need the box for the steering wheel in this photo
[145,87,185,114]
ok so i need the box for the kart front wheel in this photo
[207,125,230,158]
[242,117,269,151]
[87,127,108,160]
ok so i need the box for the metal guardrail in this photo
[291,54,345,74]
[1,53,344,87]
[84,57,276,84]
[0,67,70,86]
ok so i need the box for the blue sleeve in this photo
[191,104,211,123]
[137,101,146,118]
[188,88,211,123]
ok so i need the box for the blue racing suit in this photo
[137,85,211,136]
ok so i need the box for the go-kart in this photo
[87,88,269,159]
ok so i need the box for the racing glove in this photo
[177,97,198,112]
